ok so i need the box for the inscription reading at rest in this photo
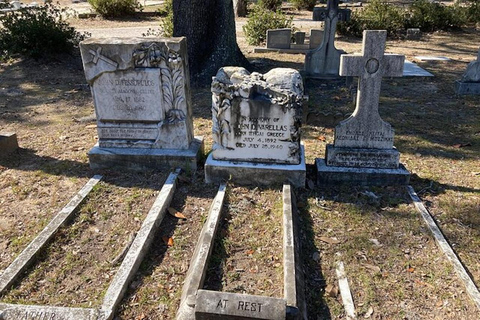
[215,299,263,313]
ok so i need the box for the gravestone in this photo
[294,31,305,45]
[266,29,292,49]
[406,28,421,40]
[309,29,324,49]
[79,37,203,171]
[455,48,480,95]
[317,30,410,185]
[305,0,349,77]
[313,5,351,22]
[205,67,307,187]
[0,132,18,155]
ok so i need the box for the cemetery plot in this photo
[297,185,479,318]
[0,171,170,312]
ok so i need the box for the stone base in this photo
[88,136,203,172]
[0,132,19,155]
[326,144,400,169]
[205,145,306,188]
[455,80,480,95]
[316,158,410,186]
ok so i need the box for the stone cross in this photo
[335,30,404,149]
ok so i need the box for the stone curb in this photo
[0,175,102,295]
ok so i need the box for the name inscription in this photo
[336,130,393,143]
[233,116,291,152]
[92,69,163,122]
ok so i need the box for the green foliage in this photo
[0,4,86,59]
[289,0,317,11]
[406,0,465,32]
[159,0,173,37]
[243,5,293,45]
[258,0,283,11]
[88,0,142,18]
[338,0,405,37]
[462,0,480,24]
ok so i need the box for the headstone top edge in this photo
[80,37,186,45]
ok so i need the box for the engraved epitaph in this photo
[335,30,404,150]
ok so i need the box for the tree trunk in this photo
[173,0,249,85]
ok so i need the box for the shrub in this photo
[243,5,293,45]
[259,0,283,11]
[289,0,317,11]
[88,0,142,18]
[0,4,86,59]
[159,0,173,37]
[406,0,465,32]
[337,0,405,37]
[462,0,480,24]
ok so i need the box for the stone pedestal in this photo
[206,67,307,187]
[80,37,203,172]
[455,48,480,95]
[0,132,18,155]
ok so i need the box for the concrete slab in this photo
[0,132,18,155]
[414,56,450,61]
[205,145,306,188]
[176,184,227,320]
[195,290,286,320]
[403,60,433,77]
[316,158,410,186]
[100,169,180,320]
[88,136,203,172]
[0,303,99,320]
[455,80,480,95]
[0,175,102,295]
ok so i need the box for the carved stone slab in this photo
[210,67,306,164]
[80,37,193,150]
[195,290,286,320]
[0,303,99,320]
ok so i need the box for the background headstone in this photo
[309,29,324,49]
[0,132,18,155]
[266,29,292,49]
[456,48,480,95]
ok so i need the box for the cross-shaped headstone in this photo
[334,30,404,149]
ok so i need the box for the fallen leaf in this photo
[135,313,147,320]
[318,135,326,141]
[407,267,415,273]
[246,249,254,255]
[319,236,341,244]
[162,236,174,247]
[168,207,187,220]
[364,306,374,318]
[85,124,96,129]
[364,263,381,273]
[325,128,334,133]
[452,143,471,148]
[325,284,338,297]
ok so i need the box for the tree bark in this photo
[173,0,249,86]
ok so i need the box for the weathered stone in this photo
[294,31,305,45]
[406,28,421,40]
[210,67,306,164]
[317,30,409,185]
[309,29,324,49]
[305,0,346,77]
[0,132,18,155]
[195,290,286,320]
[455,48,480,95]
[0,304,98,320]
[403,60,434,77]
[79,37,203,171]
[312,6,351,22]
[266,28,291,49]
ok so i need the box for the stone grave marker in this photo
[205,67,307,187]
[455,48,480,95]
[316,30,410,185]
[0,132,18,155]
[406,28,421,40]
[305,0,349,77]
[313,5,351,22]
[294,31,305,45]
[266,28,292,49]
[79,37,203,171]
[309,29,324,49]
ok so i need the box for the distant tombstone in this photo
[317,30,410,185]
[79,37,203,171]
[266,28,291,49]
[455,48,480,95]
[305,0,349,77]
[406,28,421,40]
[205,67,307,187]
[294,31,306,45]
[309,29,324,49]
[0,132,18,155]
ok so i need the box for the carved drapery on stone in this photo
[211,67,307,164]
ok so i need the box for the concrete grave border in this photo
[176,183,306,319]
[0,169,181,320]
